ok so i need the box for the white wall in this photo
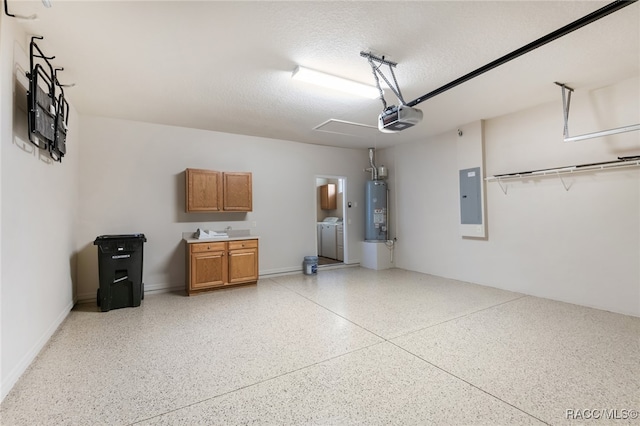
[76,116,368,300]
[1,17,81,400]
[380,76,640,316]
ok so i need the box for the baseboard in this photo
[75,291,95,303]
[318,262,359,271]
[259,266,303,276]
[259,263,360,279]
[75,263,365,303]
[76,283,185,303]
[144,283,184,295]
[1,299,74,402]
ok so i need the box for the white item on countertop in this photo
[194,228,229,239]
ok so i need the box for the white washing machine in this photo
[319,217,341,260]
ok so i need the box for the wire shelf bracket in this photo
[3,0,37,20]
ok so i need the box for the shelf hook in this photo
[54,67,75,88]
[3,0,37,20]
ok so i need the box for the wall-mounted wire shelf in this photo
[485,156,640,194]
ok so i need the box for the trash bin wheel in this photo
[96,288,101,307]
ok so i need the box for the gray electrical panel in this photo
[459,167,482,225]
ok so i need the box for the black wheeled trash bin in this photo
[94,234,147,312]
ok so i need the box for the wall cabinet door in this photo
[320,183,336,210]
[186,169,222,212]
[223,172,253,211]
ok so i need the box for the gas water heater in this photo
[365,180,387,241]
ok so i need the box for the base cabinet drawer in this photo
[191,242,227,253]
[186,239,259,295]
[228,239,258,250]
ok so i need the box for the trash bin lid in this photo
[94,234,147,244]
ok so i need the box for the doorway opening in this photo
[315,176,347,267]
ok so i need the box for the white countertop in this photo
[182,232,259,244]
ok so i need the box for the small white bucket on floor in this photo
[303,256,318,275]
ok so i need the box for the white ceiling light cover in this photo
[292,66,379,99]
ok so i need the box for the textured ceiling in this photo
[8,0,640,149]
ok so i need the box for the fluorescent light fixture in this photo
[41,0,52,8]
[292,66,379,99]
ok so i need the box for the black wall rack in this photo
[26,36,69,162]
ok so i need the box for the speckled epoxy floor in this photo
[1,267,638,425]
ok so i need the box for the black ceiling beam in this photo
[406,0,638,108]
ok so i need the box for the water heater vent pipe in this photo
[368,147,378,180]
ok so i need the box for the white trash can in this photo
[303,256,318,275]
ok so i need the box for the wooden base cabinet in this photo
[187,239,258,295]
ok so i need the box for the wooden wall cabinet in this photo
[186,169,252,212]
[320,183,336,210]
[186,239,258,295]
